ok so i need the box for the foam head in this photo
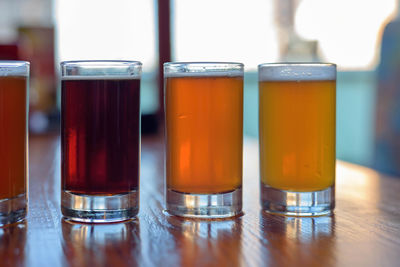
[164,62,244,78]
[61,60,142,80]
[258,63,336,82]
[0,61,30,77]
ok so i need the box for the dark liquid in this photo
[61,78,140,195]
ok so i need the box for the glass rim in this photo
[60,60,142,79]
[0,60,30,77]
[60,60,142,67]
[258,62,336,68]
[164,61,244,67]
[258,62,336,81]
[164,62,244,77]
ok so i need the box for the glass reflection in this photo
[282,216,334,242]
[165,216,243,266]
[61,219,141,265]
[260,213,335,266]
[0,222,27,266]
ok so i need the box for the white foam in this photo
[164,71,243,78]
[164,62,243,78]
[60,61,142,80]
[258,64,336,81]
[0,61,29,77]
[61,75,140,80]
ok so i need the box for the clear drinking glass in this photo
[259,63,336,216]
[61,60,142,223]
[0,61,29,226]
[164,62,244,218]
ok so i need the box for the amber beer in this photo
[0,61,29,226]
[259,63,336,216]
[166,76,243,193]
[165,62,243,218]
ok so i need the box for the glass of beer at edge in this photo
[258,63,336,216]
[61,60,142,223]
[164,62,244,218]
[0,61,29,226]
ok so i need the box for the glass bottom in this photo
[0,193,27,227]
[261,183,334,216]
[61,190,139,223]
[166,187,242,219]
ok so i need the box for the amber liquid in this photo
[62,79,140,195]
[166,76,243,194]
[0,77,27,199]
[259,80,335,192]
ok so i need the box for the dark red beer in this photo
[61,78,140,195]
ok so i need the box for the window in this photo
[56,0,158,115]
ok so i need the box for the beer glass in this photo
[61,61,142,223]
[259,63,336,216]
[0,61,29,226]
[164,62,243,218]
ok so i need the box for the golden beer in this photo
[259,63,336,216]
[259,80,336,191]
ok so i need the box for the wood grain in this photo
[0,134,399,267]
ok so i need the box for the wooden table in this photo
[1,134,400,267]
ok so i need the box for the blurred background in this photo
[1,0,399,175]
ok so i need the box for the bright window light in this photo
[56,0,156,69]
[295,0,397,70]
[173,0,278,71]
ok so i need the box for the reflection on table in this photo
[0,222,27,266]
[61,219,141,266]
[164,215,243,266]
[260,213,335,266]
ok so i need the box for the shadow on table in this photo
[0,221,27,266]
[61,219,141,266]
[259,212,336,266]
[165,215,243,266]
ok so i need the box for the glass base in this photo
[62,190,139,223]
[166,188,242,219]
[0,193,27,227]
[261,183,334,216]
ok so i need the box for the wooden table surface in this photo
[1,134,400,267]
